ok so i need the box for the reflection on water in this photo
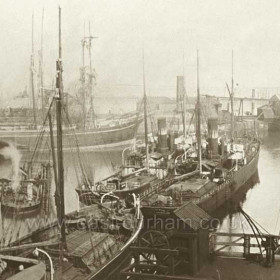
[1,132,280,244]
[0,150,122,245]
[62,150,122,213]
[217,132,280,236]
[211,171,260,226]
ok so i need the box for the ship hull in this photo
[1,201,41,217]
[197,143,260,213]
[0,118,142,152]
[89,246,133,280]
[141,141,260,217]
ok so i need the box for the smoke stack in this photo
[157,118,169,153]
[208,118,218,157]
[0,141,22,189]
[176,76,184,111]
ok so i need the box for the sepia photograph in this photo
[0,0,279,279]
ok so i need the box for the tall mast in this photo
[196,50,202,173]
[30,13,37,127]
[88,22,95,126]
[142,49,149,172]
[81,23,87,129]
[56,6,66,245]
[230,50,234,139]
[40,9,45,117]
[182,52,186,138]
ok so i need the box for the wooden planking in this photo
[66,230,110,258]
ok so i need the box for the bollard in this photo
[243,235,250,258]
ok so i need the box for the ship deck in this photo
[122,175,157,190]
[166,176,208,193]
[53,229,120,279]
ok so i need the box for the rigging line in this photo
[133,98,143,140]
[63,128,83,182]
[62,106,90,185]
[65,130,83,186]
[245,210,271,235]
[240,208,267,259]
[186,110,195,136]
[243,212,264,260]
[94,126,119,176]
[240,208,266,236]
[28,98,55,169]
[146,99,156,141]
[0,218,12,245]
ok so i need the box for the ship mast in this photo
[230,50,234,139]
[182,52,186,139]
[196,50,202,173]
[142,49,149,172]
[56,6,66,245]
[226,50,235,140]
[39,9,45,117]
[87,22,97,127]
[30,13,37,127]
[81,23,87,129]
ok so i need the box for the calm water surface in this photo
[217,131,280,235]
[1,131,280,243]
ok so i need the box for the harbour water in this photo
[0,131,280,244]
[216,131,280,237]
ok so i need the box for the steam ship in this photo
[140,52,260,217]
[76,52,260,221]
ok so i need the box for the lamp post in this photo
[33,248,54,280]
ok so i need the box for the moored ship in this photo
[0,112,142,152]
[0,10,143,280]
[0,14,142,152]
[76,51,261,222]
[140,52,261,217]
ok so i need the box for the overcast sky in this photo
[1,0,280,99]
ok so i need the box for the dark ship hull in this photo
[0,117,142,152]
[141,140,260,217]
[197,142,260,213]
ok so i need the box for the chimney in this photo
[208,118,218,157]
[176,76,185,111]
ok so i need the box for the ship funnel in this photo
[176,76,184,111]
[207,118,218,157]
[157,118,169,154]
